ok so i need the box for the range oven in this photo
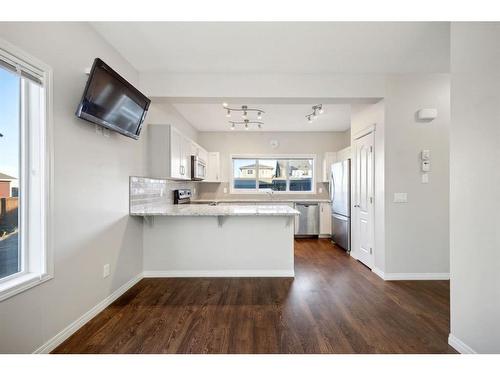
[191,155,206,181]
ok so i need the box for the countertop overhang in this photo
[130,203,300,217]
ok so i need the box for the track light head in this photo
[230,123,235,130]
[257,111,262,120]
[222,102,229,108]
[307,116,313,124]
[226,109,231,117]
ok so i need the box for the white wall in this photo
[383,75,450,275]
[197,131,350,199]
[449,23,500,353]
[146,102,198,141]
[0,23,144,353]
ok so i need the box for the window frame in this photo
[0,38,54,302]
[230,154,316,195]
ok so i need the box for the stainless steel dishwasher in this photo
[294,203,320,237]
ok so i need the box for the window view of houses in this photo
[232,158,314,192]
[0,67,20,279]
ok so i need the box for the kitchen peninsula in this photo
[130,177,299,277]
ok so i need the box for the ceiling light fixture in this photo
[229,119,264,131]
[222,104,265,120]
[305,104,324,123]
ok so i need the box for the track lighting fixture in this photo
[305,104,324,123]
[222,104,265,120]
[228,119,264,131]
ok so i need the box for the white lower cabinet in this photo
[319,202,332,236]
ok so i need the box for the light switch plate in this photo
[394,193,408,203]
[422,173,429,184]
[319,187,323,194]
[223,187,228,194]
[422,160,431,172]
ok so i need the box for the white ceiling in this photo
[169,102,351,132]
[91,22,450,74]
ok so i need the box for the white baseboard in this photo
[33,273,143,354]
[448,333,477,354]
[143,269,295,278]
[372,267,385,280]
[382,272,450,280]
[371,269,449,281]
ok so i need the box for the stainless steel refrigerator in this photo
[330,159,351,252]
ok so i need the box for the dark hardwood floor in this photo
[53,239,455,354]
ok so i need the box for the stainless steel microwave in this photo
[191,155,206,181]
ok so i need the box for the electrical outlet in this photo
[223,187,228,194]
[103,264,110,278]
[319,187,323,194]
[422,173,429,184]
[393,193,408,203]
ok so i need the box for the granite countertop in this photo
[191,198,331,204]
[130,203,300,217]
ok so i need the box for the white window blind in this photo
[0,48,44,86]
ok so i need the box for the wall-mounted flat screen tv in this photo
[75,58,151,140]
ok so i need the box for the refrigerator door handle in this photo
[330,171,335,204]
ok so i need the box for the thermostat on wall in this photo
[417,108,438,121]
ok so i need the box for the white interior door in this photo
[353,131,375,269]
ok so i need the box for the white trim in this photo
[372,267,385,280]
[143,270,295,278]
[229,153,317,195]
[0,273,53,302]
[448,334,477,354]
[0,38,54,300]
[33,273,143,354]
[353,123,376,140]
[377,272,450,281]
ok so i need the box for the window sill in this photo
[0,272,53,302]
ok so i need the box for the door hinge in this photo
[370,247,373,255]
[370,145,373,153]
[370,197,373,204]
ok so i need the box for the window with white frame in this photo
[231,156,315,193]
[0,41,52,301]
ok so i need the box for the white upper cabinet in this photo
[205,152,222,183]
[322,152,337,182]
[148,124,193,180]
[191,141,208,164]
[336,146,352,162]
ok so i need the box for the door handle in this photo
[354,204,360,208]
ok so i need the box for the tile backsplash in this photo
[129,176,198,209]
[197,181,330,201]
